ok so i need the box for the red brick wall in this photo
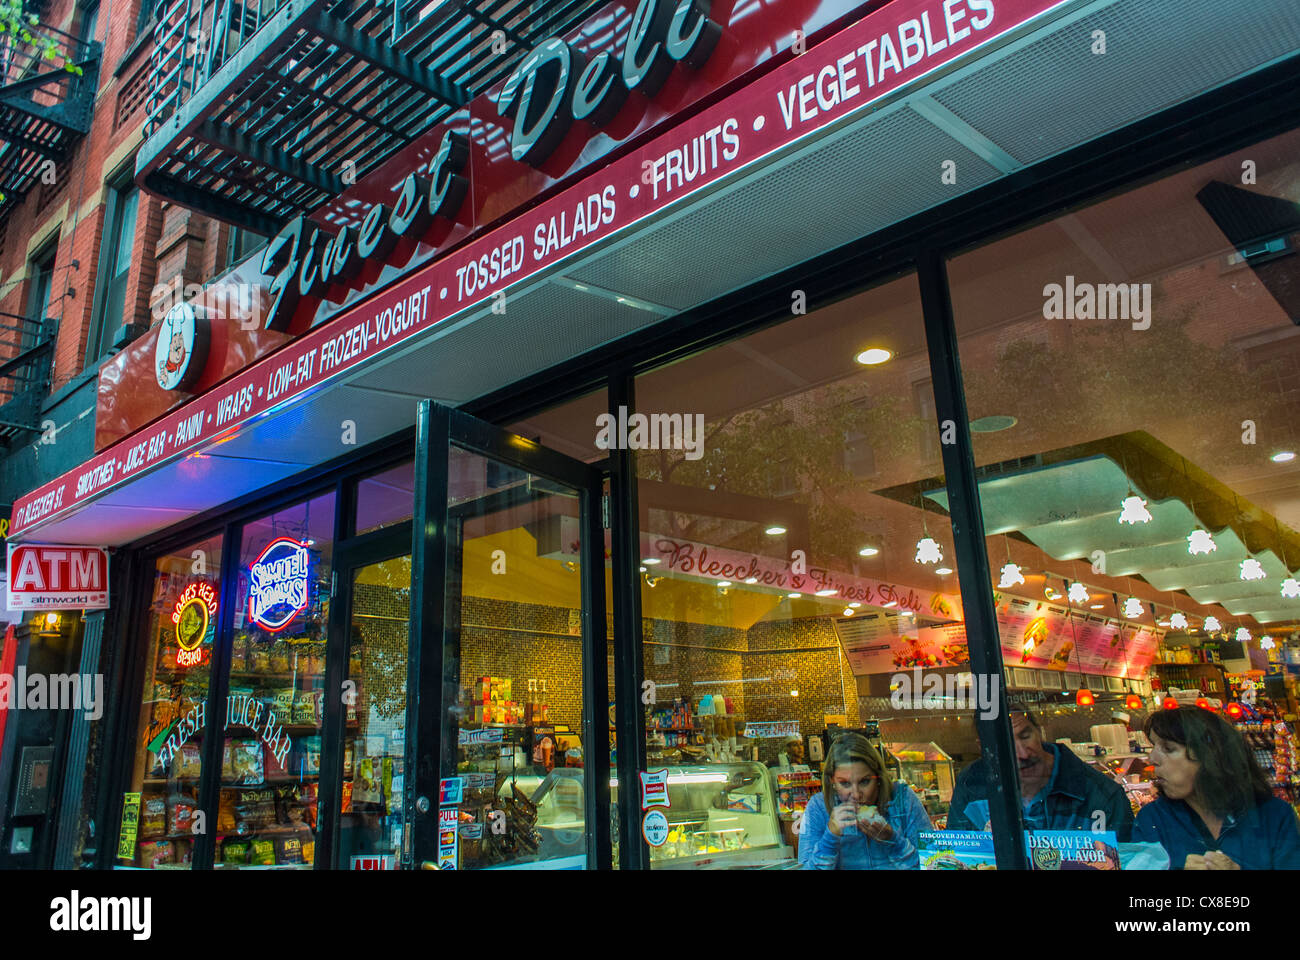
[0,0,235,394]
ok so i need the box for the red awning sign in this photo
[6,544,110,610]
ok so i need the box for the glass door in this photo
[327,540,412,870]
[410,402,610,870]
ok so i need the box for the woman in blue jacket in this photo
[798,733,931,869]
[1134,706,1300,870]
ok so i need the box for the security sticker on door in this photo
[642,809,670,847]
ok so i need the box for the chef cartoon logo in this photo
[154,302,209,392]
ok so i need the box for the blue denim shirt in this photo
[798,784,932,870]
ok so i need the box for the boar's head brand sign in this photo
[247,538,311,632]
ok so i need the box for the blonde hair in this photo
[821,732,893,809]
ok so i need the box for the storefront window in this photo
[948,128,1300,869]
[632,275,983,869]
[442,446,592,870]
[221,493,335,869]
[355,460,415,536]
[122,534,223,869]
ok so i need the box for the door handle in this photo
[421,861,439,870]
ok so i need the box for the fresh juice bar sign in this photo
[15,0,1066,536]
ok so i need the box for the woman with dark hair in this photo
[1134,707,1300,870]
[798,733,931,869]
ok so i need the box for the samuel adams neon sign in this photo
[248,538,311,632]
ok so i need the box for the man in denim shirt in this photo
[947,710,1134,841]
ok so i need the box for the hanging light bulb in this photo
[1118,496,1152,524]
[1123,597,1144,619]
[1075,688,1095,707]
[1125,694,1144,711]
[1203,616,1221,633]
[1280,577,1300,599]
[1235,627,1251,642]
[915,537,942,564]
[1186,529,1217,555]
[998,563,1025,588]
[1195,698,1211,710]
[1168,612,1188,630]
[1067,582,1089,605]
[1239,559,1266,581]
[1224,702,1244,720]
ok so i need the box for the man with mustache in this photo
[946,710,1134,841]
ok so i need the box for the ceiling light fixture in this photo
[815,588,837,597]
[1240,559,1266,581]
[935,567,953,576]
[1089,603,1104,610]
[855,347,892,365]
[1067,582,1089,605]
[848,602,862,609]
[915,538,942,564]
[1118,495,1152,525]
[858,546,880,557]
[641,558,661,565]
[1282,577,1300,599]
[1236,627,1251,642]
[744,577,759,584]
[787,592,802,599]
[1123,597,1144,619]
[1169,612,1188,630]
[765,525,787,536]
[998,563,1025,588]
[1271,451,1296,463]
[842,608,854,617]
[1261,636,1275,650]
[1187,529,1217,555]
[1203,616,1222,633]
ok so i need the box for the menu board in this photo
[839,596,1159,679]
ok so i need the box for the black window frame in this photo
[85,173,141,367]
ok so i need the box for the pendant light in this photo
[1117,454,1151,524]
[1168,611,1188,631]
[1162,696,1179,710]
[1069,611,1094,706]
[1068,581,1089,605]
[915,483,942,564]
[1203,615,1222,633]
[997,535,1024,588]
[1239,558,1266,581]
[1183,459,1216,554]
[1125,694,1144,711]
[1123,597,1144,619]
[1235,626,1251,643]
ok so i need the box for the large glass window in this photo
[632,275,982,869]
[222,493,335,870]
[948,128,1300,869]
[122,534,222,869]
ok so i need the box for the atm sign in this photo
[6,544,110,610]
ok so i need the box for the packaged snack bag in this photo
[167,793,197,835]
[221,838,250,864]
[138,840,172,869]
[172,742,202,780]
[228,739,264,785]
[250,839,276,866]
[140,794,167,838]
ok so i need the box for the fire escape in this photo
[0,18,100,445]
[136,0,610,235]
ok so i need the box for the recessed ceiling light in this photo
[641,558,661,565]
[744,577,758,584]
[970,415,1018,433]
[848,602,862,609]
[855,347,892,365]
[765,525,787,536]
[787,592,802,598]
[1089,603,1104,609]
[882,600,898,608]
[935,567,953,575]
[717,581,732,587]
[639,566,647,573]
[1272,451,1296,463]
[815,589,838,596]
[858,546,880,557]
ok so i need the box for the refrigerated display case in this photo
[884,742,955,816]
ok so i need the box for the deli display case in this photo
[885,742,955,817]
[619,763,790,869]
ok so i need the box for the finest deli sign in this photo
[254,0,720,342]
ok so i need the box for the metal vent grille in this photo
[570,107,1002,311]
[933,0,1300,165]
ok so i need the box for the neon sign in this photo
[248,537,311,632]
[172,581,218,667]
